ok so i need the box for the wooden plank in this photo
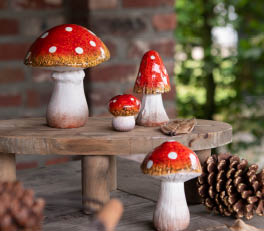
[0,153,16,181]
[16,158,264,231]
[0,117,232,155]
[82,155,110,213]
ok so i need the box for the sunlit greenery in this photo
[174,0,264,154]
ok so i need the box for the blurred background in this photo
[0,0,263,167]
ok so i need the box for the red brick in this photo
[45,156,70,166]
[163,82,176,100]
[128,39,175,58]
[32,69,52,83]
[0,19,19,35]
[163,60,175,77]
[104,40,117,58]
[90,86,123,106]
[26,89,51,108]
[0,67,25,83]
[152,13,177,31]
[0,0,8,9]
[163,101,177,117]
[89,0,117,9]
[16,161,38,170]
[90,16,147,36]
[11,0,62,10]
[0,94,22,107]
[0,43,30,61]
[89,64,137,82]
[123,0,174,8]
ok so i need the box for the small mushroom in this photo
[108,94,141,132]
[134,50,170,127]
[141,141,202,231]
[24,24,110,128]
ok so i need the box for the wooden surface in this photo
[0,153,16,181]
[82,156,110,213]
[17,158,264,231]
[0,117,232,155]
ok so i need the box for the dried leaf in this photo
[229,219,264,231]
[160,118,197,136]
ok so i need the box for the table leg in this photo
[0,153,16,181]
[185,149,211,204]
[82,155,110,214]
[109,156,117,191]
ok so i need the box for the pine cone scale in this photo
[198,153,264,220]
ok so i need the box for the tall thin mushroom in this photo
[24,24,110,128]
[141,141,202,231]
[134,50,170,127]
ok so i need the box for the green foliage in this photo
[174,0,264,153]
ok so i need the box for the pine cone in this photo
[0,181,45,231]
[197,153,264,219]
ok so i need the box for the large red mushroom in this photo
[24,24,110,128]
[141,141,202,231]
[134,50,170,127]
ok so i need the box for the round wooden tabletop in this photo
[0,117,232,155]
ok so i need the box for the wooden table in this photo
[19,158,264,231]
[0,117,232,213]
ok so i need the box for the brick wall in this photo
[0,0,176,169]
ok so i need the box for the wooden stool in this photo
[0,117,232,212]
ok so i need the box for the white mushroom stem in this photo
[154,181,190,231]
[112,116,135,132]
[136,94,169,127]
[46,70,88,128]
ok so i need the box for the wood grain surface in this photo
[17,158,263,231]
[0,117,232,155]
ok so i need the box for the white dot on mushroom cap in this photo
[164,68,168,75]
[139,72,141,77]
[150,55,155,60]
[130,98,134,101]
[189,153,198,169]
[49,46,57,53]
[113,99,117,103]
[65,27,73,32]
[100,47,105,58]
[152,63,160,73]
[162,75,168,85]
[146,160,153,169]
[75,47,84,54]
[26,51,31,59]
[167,140,175,143]
[168,152,178,160]
[40,32,49,38]
[90,41,96,47]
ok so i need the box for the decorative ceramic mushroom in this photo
[134,50,170,127]
[24,24,110,128]
[108,94,141,132]
[141,141,202,231]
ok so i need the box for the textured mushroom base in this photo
[110,108,139,117]
[47,113,88,129]
[25,52,109,69]
[112,116,135,132]
[134,85,170,94]
[136,94,169,127]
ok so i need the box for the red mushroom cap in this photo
[134,50,170,94]
[24,24,110,69]
[108,94,141,116]
[141,141,202,177]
